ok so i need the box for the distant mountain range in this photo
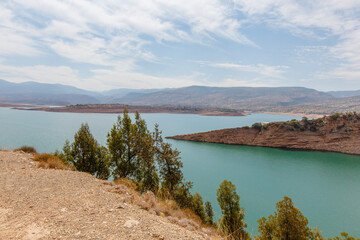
[270,96,360,115]
[117,86,333,110]
[0,79,159,105]
[1,79,360,114]
[327,90,360,98]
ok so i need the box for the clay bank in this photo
[168,112,360,155]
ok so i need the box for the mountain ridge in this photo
[1,79,360,114]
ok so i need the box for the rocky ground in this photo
[0,151,219,240]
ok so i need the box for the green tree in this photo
[107,109,160,192]
[257,196,313,240]
[71,123,100,174]
[62,139,73,164]
[205,201,215,226]
[157,142,183,194]
[95,145,111,180]
[134,112,159,193]
[62,123,110,179]
[217,180,249,240]
[191,193,206,222]
[172,181,193,208]
[107,109,138,179]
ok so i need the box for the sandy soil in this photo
[0,151,219,240]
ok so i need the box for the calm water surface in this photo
[1,107,359,237]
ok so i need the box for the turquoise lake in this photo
[0,107,359,237]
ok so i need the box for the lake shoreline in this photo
[167,137,360,156]
[1,102,328,118]
[7,104,247,117]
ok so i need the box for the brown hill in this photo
[168,113,360,155]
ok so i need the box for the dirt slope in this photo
[0,151,218,240]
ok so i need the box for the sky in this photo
[1,0,360,91]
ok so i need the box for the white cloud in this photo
[210,63,288,79]
[0,5,40,56]
[88,68,201,90]
[1,0,360,90]
[234,0,360,83]
[0,64,80,86]
[234,0,360,35]
[1,0,254,65]
[316,63,360,81]
[0,63,202,90]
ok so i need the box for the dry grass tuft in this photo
[0,149,10,152]
[144,191,157,208]
[114,178,137,191]
[111,178,219,236]
[33,153,71,170]
[14,146,37,154]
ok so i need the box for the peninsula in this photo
[168,112,360,155]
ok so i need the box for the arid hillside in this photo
[0,151,219,240]
[168,113,360,155]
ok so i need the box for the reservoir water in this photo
[1,107,359,237]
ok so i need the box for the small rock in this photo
[187,225,195,231]
[124,219,139,228]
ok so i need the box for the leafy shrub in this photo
[252,122,263,129]
[310,126,317,132]
[289,119,300,129]
[14,146,37,154]
[330,112,341,120]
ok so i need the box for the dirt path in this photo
[0,151,218,239]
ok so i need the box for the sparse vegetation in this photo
[14,146,37,154]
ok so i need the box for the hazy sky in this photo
[1,0,360,91]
